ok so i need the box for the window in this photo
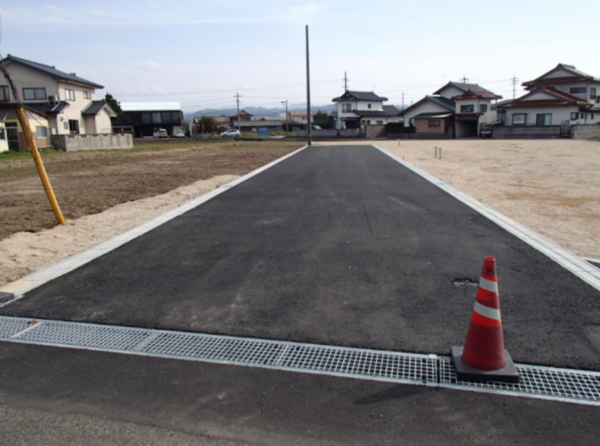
[0,86,9,102]
[460,104,474,113]
[592,113,595,120]
[591,88,597,100]
[65,89,75,101]
[63,122,69,130]
[368,103,372,109]
[342,103,352,113]
[36,126,48,138]
[480,104,488,113]
[376,120,384,125]
[162,112,172,124]
[83,91,92,99]
[512,113,527,125]
[570,87,587,94]
[536,114,552,126]
[171,112,181,123]
[0,128,5,140]
[142,113,151,124]
[23,88,47,100]
[152,112,162,124]
[428,119,441,127]
[68,120,79,134]
[571,112,579,120]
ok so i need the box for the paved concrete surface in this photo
[1,342,599,446]
[3,145,600,370]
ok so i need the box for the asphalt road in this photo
[1,342,599,446]
[2,145,600,371]
[2,144,600,444]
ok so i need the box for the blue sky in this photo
[2,1,599,112]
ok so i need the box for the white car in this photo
[220,129,241,138]
[174,131,185,138]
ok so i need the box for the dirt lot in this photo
[0,140,301,239]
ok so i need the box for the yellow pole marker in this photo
[15,107,66,225]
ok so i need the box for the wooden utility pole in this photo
[0,66,65,225]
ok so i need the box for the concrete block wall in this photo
[52,134,134,151]
[493,126,560,139]
[571,124,600,140]
[363,125,386,139]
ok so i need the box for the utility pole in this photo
[281,99,289,134]
[305,25,312,146]
[460,75,469,83]
[344,71,348,91]
[511,74,519,99]
[402,92,405,110]
[235,92,241,131]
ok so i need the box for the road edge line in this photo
[372,145,600,293]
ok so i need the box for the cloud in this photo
[3,2,325,27]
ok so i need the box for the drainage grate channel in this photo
[2,316,600,405]
[0,316,437,386]
[439,357,600,406]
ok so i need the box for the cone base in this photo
[450,346,520,384]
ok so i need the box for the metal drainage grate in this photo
[439,357,600,406]
[0,316,437,386]
[1,316,600,406]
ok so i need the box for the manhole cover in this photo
[452,279,478,288]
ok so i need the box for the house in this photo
[332,90,402,129]
[499,64,600,129]
[113,102,183,137]
[401,82,501,137]
[230,109,253,128]
[287,110,314,124]
[0,105,51,152]
[0,114,7,152]
[0,54,115,136]
[238,118,282,133]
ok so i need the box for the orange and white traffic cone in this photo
[450,257,520,383]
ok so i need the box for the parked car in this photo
[153,129,168,138]
[480,125,495,138]
[220,129,241,138]
[174,131,185,138]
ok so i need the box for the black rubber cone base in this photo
[0,292,15,304]
[450,346,520,384]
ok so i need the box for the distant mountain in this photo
[184,103,336,121]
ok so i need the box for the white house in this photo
[331,90,401,129]
[0,55,115,136]
[400,82,502,137]
[500,63,600,128]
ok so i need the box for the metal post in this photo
[236,92,241,132]
[434,146,438,158]
[305,25,312,146]
[439,147,442,159]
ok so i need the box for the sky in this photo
[2,0,599,113]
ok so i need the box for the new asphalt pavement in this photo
[1,144,599,444]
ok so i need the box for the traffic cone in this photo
[450,257,520,383]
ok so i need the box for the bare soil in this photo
[0,140,301,240]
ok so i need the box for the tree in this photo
[313,110,330,129]
[104,92,124,118]
[195,115,221,134]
